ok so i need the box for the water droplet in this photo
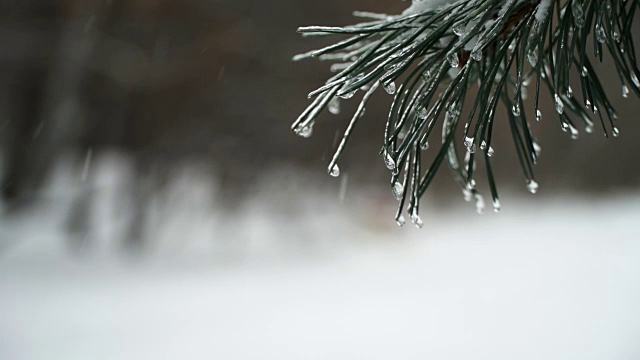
[554,93,565,114]
[447,53,459,68]
[593,105,598,113]
[493,198,501,213]
[595,25,606,43]
[328,97,341,115]
[392,182,404,200]
[480,140,487,151]
[339,90,356,100]
[536,109,542,121]
[396,215,406,227]
[453,24,466,36]
[422,70,432,82]
[566,86,574,98]
[572,3,584,26]
[622,85,630,98]
[296,124,313,138]
[384,152,396,170]
[487,147,495,157]
[585,125,594,134]
[471,49,483,62]
[581,66,588,77]
[612,31,620,42]
[474,193,485,214]
[464,136,474,148]
[463,188,473,202]
[420,141,430,151]
[410,211,424,229]
[612,126,620,137]
[512,103,521,117]
[569,123,579,140]
[383,81,396,95]
[417,106,428,119]
[632,74,640,88]
[329,165,340,177]
[466,179,477,190]
[527,179,539,194]
[533,141,542,157]
[527,48,538,67]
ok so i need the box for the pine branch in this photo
[292,0,640,228]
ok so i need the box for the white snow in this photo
[1,154,640,360]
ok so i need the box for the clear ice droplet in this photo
[536,109,542,121]
[622,85,630,98]
[512,103,521,117]
[554,94,565,114]
[329,165,340,177]
[383,81,396,95]
[595,25,606,43]
[384,153,396,170]
[447,53,459,68]
[396,215,406,227]
[527,179,539,194]
[392,182,404,200]
[328,97,341,115]
[411,211,424,229]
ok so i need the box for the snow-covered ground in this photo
[1,154,640,360]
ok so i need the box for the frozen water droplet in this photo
[474,193,485,214]
[595,25,606,43]
[631,74,640,88]
[581,66,588,77]
[536,109,542,121]
[569,123,579,140]
[422,70,432,82]
[466,179,477,190]
[462,188,472,202]
[329,165,340,177]
[493,198,501,213]
[593,105,598,113]
[622,85,630,98]
[612,126,620,137]
[566,86,574,98]
[512,103,521,117]
[447,53,459,68]
[585,99,592,108]
[554,94,565,114]
[453,24,466,36]
[384,152,396,170]
[612,31,620,42]
[585,125,594,134]
[328,97,341,115]
[396,215,406,227]
[417,106,428,119]
[471,49,483,62]
[561,121,569,132]
[383,81,396,95]
[527,179,539,194]
[392,182,404,200]
[527,48,538,67]
[410,211,424,229]
[480,140,487,151]
[487,147,495,157]
[533,141,542,157]
[464,136,474,148]
[420,141,430,151]
[296,124,313,138]
[339,90,356,100]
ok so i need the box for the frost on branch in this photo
[292,0,640,227]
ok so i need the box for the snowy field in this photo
[1,154,640,360]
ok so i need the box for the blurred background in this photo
[1,1,640,359]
